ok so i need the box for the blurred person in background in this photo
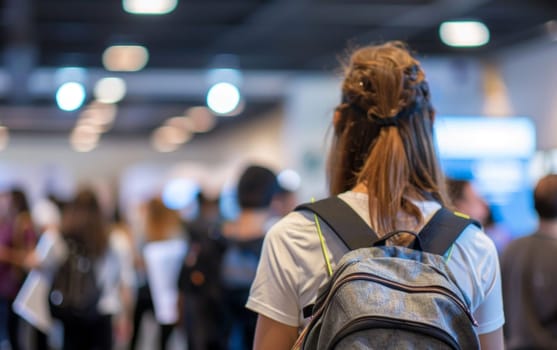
[20,198,64,350]
[53,188,133,350]
[266,176,299,231]
[482,206,513,256]
[220,164,280,350]
[129,196,186,350]
[446,178,511,253]
[501,174,557,349]
[109,206,136,349]
[0,188,37,350]
[177,192,226,350]
[446,178,490,225]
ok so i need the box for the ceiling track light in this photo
[439,20,490,47]
[123,0,178,15]
[102,45,149,72]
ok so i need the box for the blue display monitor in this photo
[435,116,535,160]
[434,116,538,239]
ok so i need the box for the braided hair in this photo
[327,41,448,242]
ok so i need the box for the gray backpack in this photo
[294,197,481,350]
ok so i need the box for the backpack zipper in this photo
[338,272,478,326]
[327,315,460,350]
[303,270,477,348]
[310,259,359,311]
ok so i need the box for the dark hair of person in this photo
[61,188,109,258]
[10,188,34,249]
[10,188,30,214]
[237,165,279,210]
[534,174,557,220]
[446,179,470,204]
[327,41,448,239]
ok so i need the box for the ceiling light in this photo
[123,0,178,15]
[151,127,180,152]
[75,118,104,134]
[94,77,127,103]
[70,124,100,152]
[157,125,191,145]
[164,117,197,141]
[184,106,216,133]
[439,21,490,47]
[79,102,118,132]
[71,124,100,144]
[165,116,191,130]
[102,45,149,72]
[206,82,241,115]
[56,82,86,111]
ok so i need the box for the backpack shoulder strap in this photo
[296,198,481,255]
[295,197,379,250]
[417,208,482,255]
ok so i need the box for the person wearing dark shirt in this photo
[501,174,557,349]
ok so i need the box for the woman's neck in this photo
[222,209,269,240]
[537,219,557,238]
[352,183,367,194]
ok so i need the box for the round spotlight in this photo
[56,82,86,111]
[206,82,241,115]
[94,77,127,103]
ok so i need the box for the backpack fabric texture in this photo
[294,197,481,350]
[49,236,102,322]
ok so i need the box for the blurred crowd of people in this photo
[0,163,556,350]
[0,163,298,350]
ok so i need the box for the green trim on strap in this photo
[312,198,333,277]
[445,243,455,262]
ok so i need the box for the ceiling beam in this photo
[306,0,492,67]
[208,0,313,53]
[0,68,295,101]
[3,0,37,103]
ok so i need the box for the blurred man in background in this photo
[501,174,557,349]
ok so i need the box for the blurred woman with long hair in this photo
[0,188,37,350]
[54,187,133,350]
[247,41,504,350]
[129,196,186,350]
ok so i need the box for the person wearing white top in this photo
[247,41,505,350]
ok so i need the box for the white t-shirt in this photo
[246,191,505,335]
[96,232,136,315]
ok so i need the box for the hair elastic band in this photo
[369,115,399,128]
[370,102,419,128]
